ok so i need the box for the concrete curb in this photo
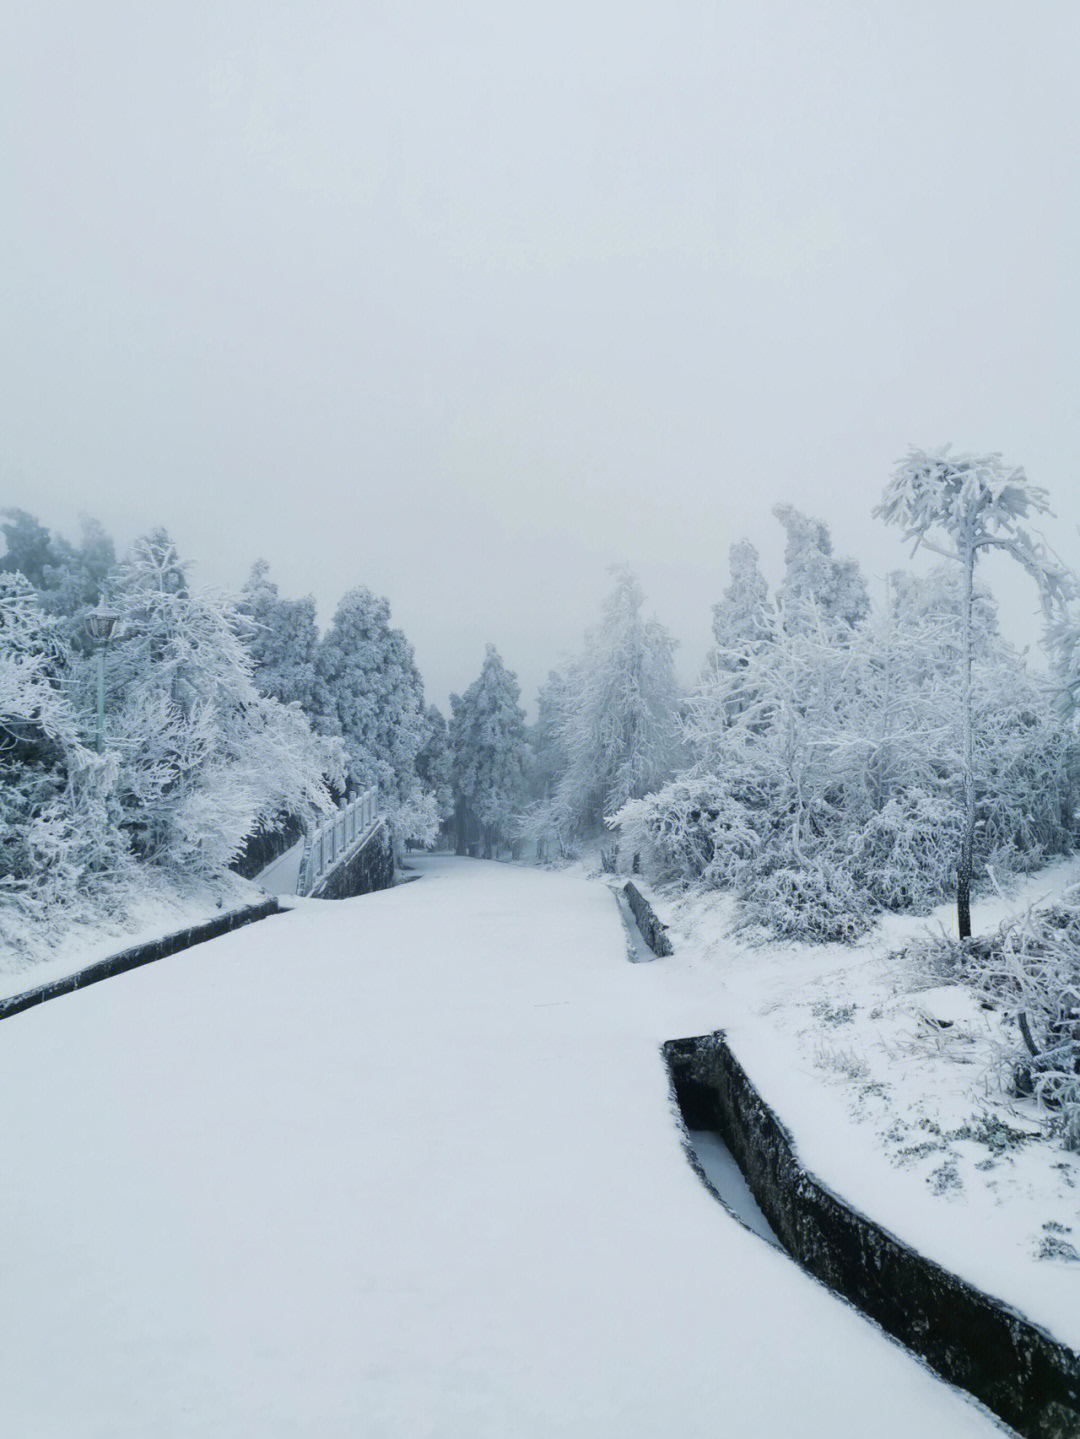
[0,898,282,1023]
[664,1031,1080,1439]
[623,882,673,956]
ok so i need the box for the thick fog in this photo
[3,1,1078,711]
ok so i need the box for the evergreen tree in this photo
[238,559,318,711]
[416,703,454,831]
[314,586,435,844]
[1,509,117,650]
[0,509,54,589]
[773,504,869,632]
[711,540,774,653]
[449,646,528,858]
[103,533,341,873]
[550,569,682,838]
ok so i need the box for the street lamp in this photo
[85,604,119,753]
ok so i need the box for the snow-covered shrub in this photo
[845,789,959,914]
[919,895,1080,1151]
[614,771,760,887]
[738,853,871,944]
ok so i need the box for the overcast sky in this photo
[3,1,1078,713]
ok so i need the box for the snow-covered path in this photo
[253,835,305,895]
[1,859,1002,1437]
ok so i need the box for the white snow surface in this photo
[0,857,1002,1437]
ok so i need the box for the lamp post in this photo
[85,604,119,753]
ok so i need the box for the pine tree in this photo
[449,646,528,858]
[416,704,454,831]
[711,540,774,653]
[313,586,434,843]
[773,504,869,632]
[551,569,682,837]
[239,559,318,711]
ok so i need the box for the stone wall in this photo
[664,1032,1080,1439]
[0,898,281,1023]
[623,882,673,956]
[311,818,395,900]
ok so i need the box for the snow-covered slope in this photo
[0,858,1001,1436]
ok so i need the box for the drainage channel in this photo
[613,886,660,963]
[665,1032,1080,1439]
[685,1129,781,1250]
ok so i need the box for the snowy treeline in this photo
[615,453,1080,946]
[3,509,482,961]
[8,449,1080,982]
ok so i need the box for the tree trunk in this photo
[957,539,975,941]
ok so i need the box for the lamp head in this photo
[85,605,119,642]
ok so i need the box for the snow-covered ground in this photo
[651,857,1080,1355]
[0,857,1003,1437]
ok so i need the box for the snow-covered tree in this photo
[710,540,774,654]
[548,569,683,840]
[0,509,54,589]
[99,534,341,874]
[415,704,454,833]
[0,573,126,947]
[238,559,319,711]
[774,504,869,632]
[1,508,117,650]
[314,585,435,845]
[617,545,1075,942]
[518,670,571,859]
[875,447,1075,939]
[449,646,528,858]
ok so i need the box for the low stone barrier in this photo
[664,1031,1080,1439]
[623,882,673,956]
[0,898,281,1023]
[311,818,394,900]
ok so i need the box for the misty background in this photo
[3,0,1078,713]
